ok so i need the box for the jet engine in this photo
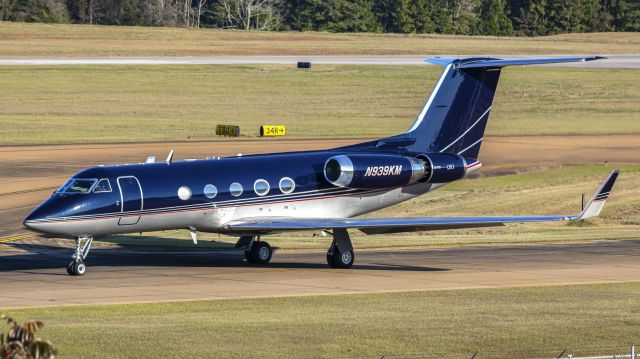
[417,153,469,184]
[323,153,475,189]
[323,154,425,189]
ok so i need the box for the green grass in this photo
[102,164,640,250]
[2,22,640,56]
[4,282,640,358]
[0,65,639,145]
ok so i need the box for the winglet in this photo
[576,169,620,220]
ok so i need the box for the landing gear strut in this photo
[326,228,354,269]
[237,236,273,265]
[67,235,93,276]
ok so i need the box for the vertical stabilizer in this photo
[391,56,605,159]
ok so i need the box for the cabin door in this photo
[117,176,143,225]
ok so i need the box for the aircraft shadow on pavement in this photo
[0,243,450,273]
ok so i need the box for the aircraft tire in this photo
[332,249,354,269]
[66,261,75,275]
[244,250,257,263]
[326,252,337,268]
[250,242,272,265]
[73,261,86,276]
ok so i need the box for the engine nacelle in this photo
[324,154,425,189]
[418,153,470,183]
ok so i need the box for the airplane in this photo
[23,56,619,276]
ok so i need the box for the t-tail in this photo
[335,56,604,186]
[358,56,605,161]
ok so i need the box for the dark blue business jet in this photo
[24,56,619,276]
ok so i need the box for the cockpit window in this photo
[93,179,112,193]
[57,178,97,194]
[55,179,74,194]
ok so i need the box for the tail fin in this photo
[398,56,604,158]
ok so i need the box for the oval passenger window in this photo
[279,177,295,194]
[178,186,192,201]
[204,184,217,199]
[230,182,243,197]
[254,179,270,196]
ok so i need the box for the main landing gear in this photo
[237,230,356,268]
[237,236,273,265]
[67,235,93,276]
[326,228,355,269]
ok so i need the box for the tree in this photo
[409,0,435,33]
[217,0,279,30]
[1,0,68,22]
[477,0,514,35]
[515,0,548,36]
[278,0,378,32]
[374,0,415,33]
[449,0,480,34]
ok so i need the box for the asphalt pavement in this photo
[1,238,639,308]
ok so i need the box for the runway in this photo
[1,54,639,68]
[1,239,639,308]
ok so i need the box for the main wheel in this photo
[73,261,86,276]
[244,250,256,264]
[249,242,272,265]
[66,261,75,275]
[331,248,354,269]
[326,251,336,268]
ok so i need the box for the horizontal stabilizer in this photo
[425,56,606,69]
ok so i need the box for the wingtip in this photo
[576,169,620,220]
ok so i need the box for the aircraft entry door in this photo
[117,176,143,225]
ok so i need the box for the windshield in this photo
[55,179,74,194]
[56,178,97,194]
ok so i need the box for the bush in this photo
[0,314,56,359]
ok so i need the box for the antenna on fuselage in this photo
[166,149,174,163]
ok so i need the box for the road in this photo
[1,238,639,308]
[0,54,639,67]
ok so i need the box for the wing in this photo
[223,170,619,235]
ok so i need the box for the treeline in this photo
[1,0,639,36]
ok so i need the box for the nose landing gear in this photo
[67,235,93,276]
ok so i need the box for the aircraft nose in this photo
[23,198,62,234]
[23,209,46,232]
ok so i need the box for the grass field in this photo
[3,282,640,358]
[1,22,640,56]
[0,65,638,145]
[102,164,640,250]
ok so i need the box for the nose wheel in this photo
[67,235,93,276]
[66,260,86,276]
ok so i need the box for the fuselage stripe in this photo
[27,187,389,224]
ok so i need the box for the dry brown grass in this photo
[1,22,639,56]
[1,65,639,145]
